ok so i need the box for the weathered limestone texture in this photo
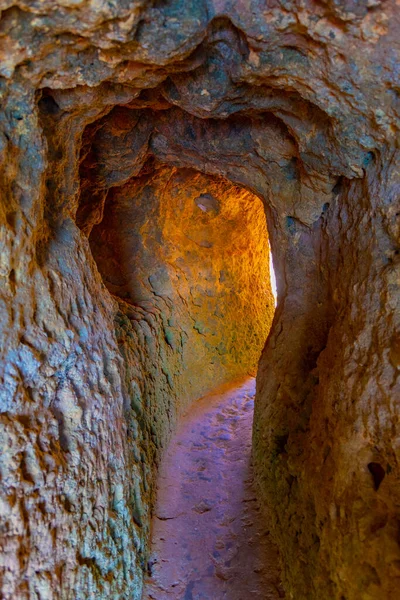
[0,1,399,599]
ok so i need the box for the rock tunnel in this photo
[0,1,400,599]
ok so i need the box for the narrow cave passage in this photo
[83,160,279,597]
[2,4,399,598]
[143,379,284,600]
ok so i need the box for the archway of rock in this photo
[70,88,341,597]
[60,96,360,599]
[78,151,279,597]
[88,162,275,405]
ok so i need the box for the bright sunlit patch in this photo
[269,243,277,306]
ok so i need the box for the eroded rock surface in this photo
[90,165,273,409]
[0,1,399,599]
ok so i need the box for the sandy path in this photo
[142,378,284,600]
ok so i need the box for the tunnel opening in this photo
[71,97,294,598]
[74,103,280,415]
[70,96,333,598]
[77,153,279,598]
[79,155,276,412]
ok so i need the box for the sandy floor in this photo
[142,377,284,600]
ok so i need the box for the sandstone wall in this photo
[89,165,273,409]
[0,1,399,599]
[254,159,400,599]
